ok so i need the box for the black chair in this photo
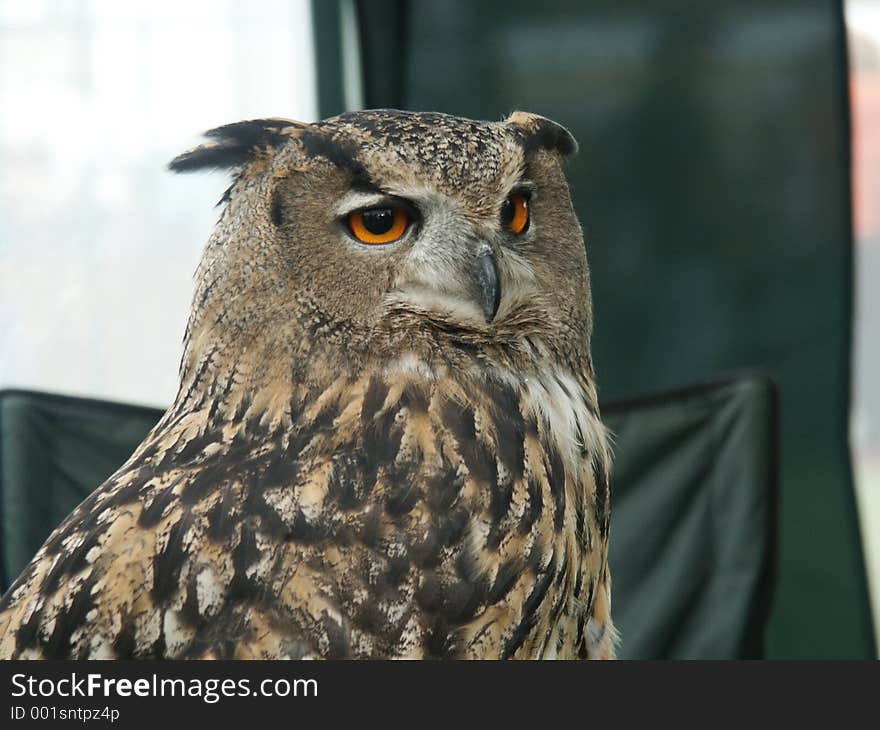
[0,374,778,658]
[604,374,778,658]
[0,390,163,590]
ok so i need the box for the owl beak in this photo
[475,246,501,323]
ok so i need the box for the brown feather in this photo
[0,110,614,659]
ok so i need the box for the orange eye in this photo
[347,206,409,244]
[501,193,530,234]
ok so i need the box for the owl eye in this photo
[501,193,530,234]
[347,206,409,244]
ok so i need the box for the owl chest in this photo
[154,368,608,658]
[277,368,608,658]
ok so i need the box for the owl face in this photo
[173,110,592,371]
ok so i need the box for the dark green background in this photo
[313,0,875,657]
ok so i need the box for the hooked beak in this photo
[475,246,501,323]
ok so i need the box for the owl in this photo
[0,110,614,659]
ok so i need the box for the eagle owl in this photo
[0,110,614,659]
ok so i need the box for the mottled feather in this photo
[0,109,614,659]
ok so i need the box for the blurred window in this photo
[0,0,316,406]
[848,0,880,641]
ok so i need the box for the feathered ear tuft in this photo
[168,118,308,173]
[505,111,578,161]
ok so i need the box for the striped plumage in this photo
[0,110,615,659]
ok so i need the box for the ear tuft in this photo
[168,118,307,173]
[505,111,578,160]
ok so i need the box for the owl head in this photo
[170,110,592,389]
